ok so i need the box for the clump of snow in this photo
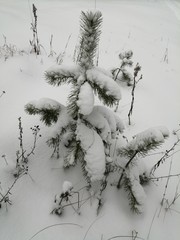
[94,67,113,78]
[113,113,125,133]
[83,106,124,143]
[77,81,94,115]
[126,126,169,151]
[94,106,124,134]
[49,107,73,138]
[119,50,133,60]
[133,126,169,144]
[62,181,73,193]
[126,165,147,213]
[27,98,63,111]
[76,121,105,181]
[86,68,121,100]
[83,108,111,142]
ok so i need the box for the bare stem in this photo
[117,151,138,189]
[128,63,142,125]
[150,138,180,174]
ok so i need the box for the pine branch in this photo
[89,81,117,107]
[25,103,61,126]
[67,86,80,119]
[78,11,102,68]
[123,176,142,214]
[117,151,138,189]
[118,140,163,160]
[45,71,76,86]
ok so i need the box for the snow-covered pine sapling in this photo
[30,4,41,55]
[128,63,142,125]
[116,126,169,213]
[25,11,124,186]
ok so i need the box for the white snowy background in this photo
[0,0,180,239]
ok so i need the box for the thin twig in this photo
[27,223,82,240]
[83,216,103,240]
[151,138,180,174]
[149,173,180,181]
[158,158,173,217]
[0,173,25,204]
[128,64,142,125]
[117,151,138,189]
[147,208,158,240]
[106,236,145,240]
[0,90,6,98]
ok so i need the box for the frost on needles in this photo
[25,10,123,183]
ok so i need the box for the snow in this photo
[26,97,63,111]
[134,126,169,144]
[77,81,94,115]
[94,105,124,134]
[76,121,105,181]
[46,64,81,83]
[83,108,111,142]
[62,180,73,193]
[86,67,122,100]
[122,126,169,153]
[0,0,180,240]
[49,108,72,138]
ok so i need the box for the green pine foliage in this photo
[78,11,103,68]
[25,103,61,126]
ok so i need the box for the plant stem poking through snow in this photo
[1,154,8,165]
[48,34,56,57]
[150,133,180,174]
[27,223,82,240]
[0,173,25,210]
[56,34,72,64]
[51,182,90,216]
[30,4,41,55]
[117,151,138,189]
[0,90,6,99]
[112,50,134,112]
[128,63,142,125]
[14,118,41,178]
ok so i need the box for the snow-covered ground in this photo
[0,0,180,239]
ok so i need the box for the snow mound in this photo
[86,68,121,100]
[77,81,94,115]
[46,64,81,82]
[76,121,106,181]
[62,181,73,193]
[127,126,169,151]
[27,98,63,110]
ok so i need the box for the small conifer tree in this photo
[25,11,124,184]
[116,126,169,213]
